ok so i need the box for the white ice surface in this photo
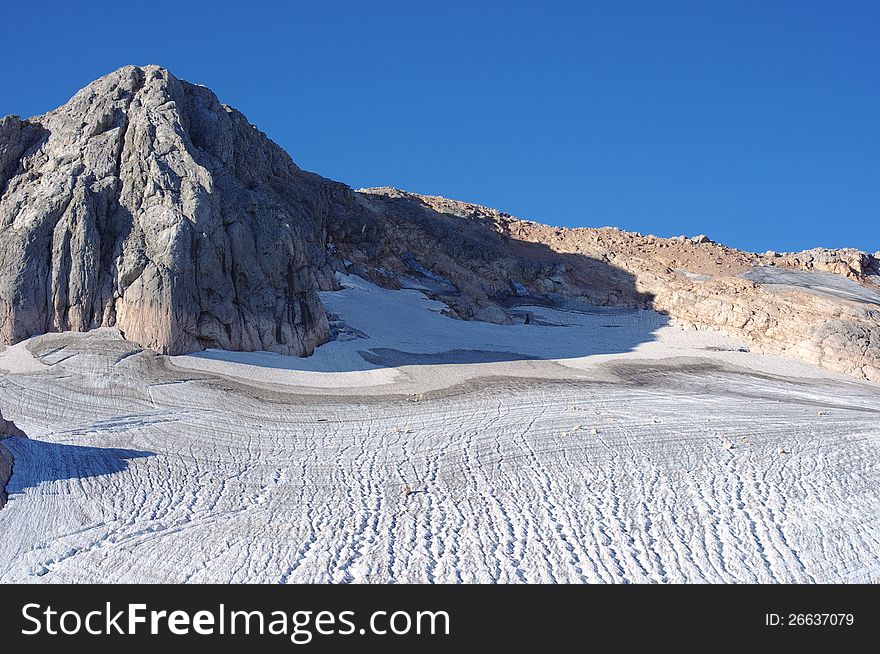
[1,276,879,583]
[742,266,880,305]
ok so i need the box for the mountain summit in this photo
[0,65,344,355]
[1,66,879,380]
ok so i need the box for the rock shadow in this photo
[179,255,668,375]
[0,436,153,500]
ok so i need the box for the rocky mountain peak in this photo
[0,65,343,355]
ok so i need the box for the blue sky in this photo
[2,1,877,253]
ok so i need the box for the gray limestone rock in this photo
[0,65,345,356]
[0,408,24,509]
[0,408,24,439]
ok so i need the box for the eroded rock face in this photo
[0,408,24,508]
[0,408,24,438]
[775,248,880,280]
[330,187,654,323]
[0,65,343,355]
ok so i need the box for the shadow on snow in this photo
[1,436,153,497]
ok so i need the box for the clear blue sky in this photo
[2,1,877,253]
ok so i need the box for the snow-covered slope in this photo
[741,266,880,306]
[0,278,878,583]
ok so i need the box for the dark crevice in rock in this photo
[0,409,26,509]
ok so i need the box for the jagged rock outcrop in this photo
[0,408,24,508]
[328,187,653,325]
[0,65,347,356]
[0,408,24,438]
[774,248,880,281]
